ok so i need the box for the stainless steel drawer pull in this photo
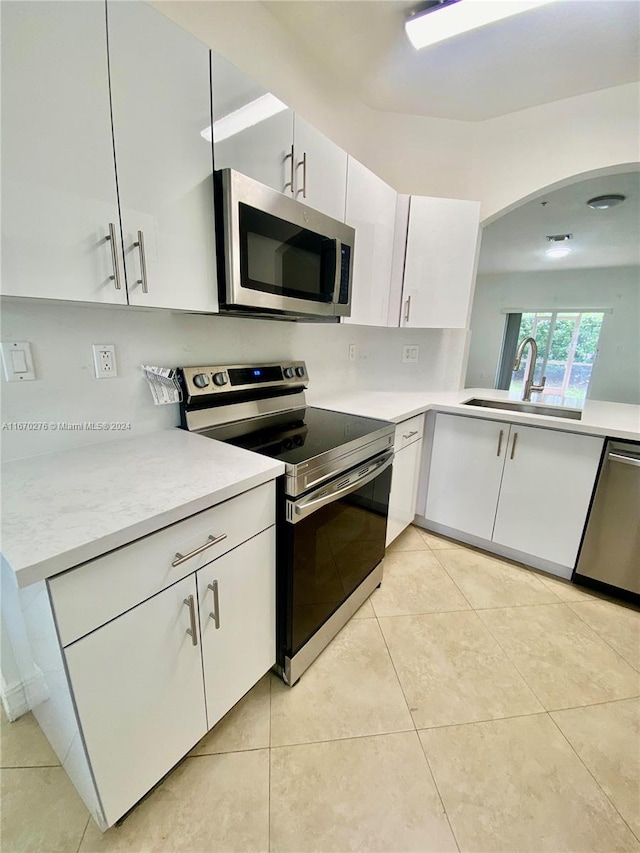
[496,429,504,457]
[284,144,294,194]
[510,431,518,460]
[172,533,227,567]
[208,580,220,629]
[184,595,198,646]
[106,223,122,290]
[297,152,307,198]
[608,452,640,468]
[403,430,419,440]
[404,295,412,323]
[134,230,149,293]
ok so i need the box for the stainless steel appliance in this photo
[574,440,640,597]
[177,361,394,684]
[214,169,355,319]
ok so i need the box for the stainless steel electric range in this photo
[177,361,394,685]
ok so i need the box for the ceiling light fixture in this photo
[404,0,557,50]
[201,93,288,144]
[586,194,626,210]
[545,246,572,259]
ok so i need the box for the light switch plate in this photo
[402,345,419,364]
[1,341,36,382]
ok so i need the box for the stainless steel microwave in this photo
[215,169,355,319]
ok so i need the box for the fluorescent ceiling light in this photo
[545,246,572,259]
[201,93,288,144]
[405,0,557,50]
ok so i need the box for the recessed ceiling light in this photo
[404,0,557,50]
[586,194,626,210]
[545,246,572,259]
[201,93,288,144]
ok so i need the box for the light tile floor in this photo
[2,525,639,852]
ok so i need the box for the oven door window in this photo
[287,463,392,656]
[239,203,336,303]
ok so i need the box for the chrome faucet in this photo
[513,337,546,402]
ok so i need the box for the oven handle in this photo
[287,450,394,524]
[332,239,342,304]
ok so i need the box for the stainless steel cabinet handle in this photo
[134,230,148,293]
[403,430,419,440]
[496,429,504,457]
[404,295,412,323]
[296,152,307,199]
[184,595,198,646]
[208,580,220,629]
[172,533,227,567]
[106,223,122,290]
[283,144,294,194]
[510,431,518,460]
[608,452,640,468]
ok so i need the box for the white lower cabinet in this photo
[386,415,425,546]
[198,528,276,727]
[424,413,603,570]
[64,574,207,827]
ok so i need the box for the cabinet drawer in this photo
[394,414,425,450]
[49,481,275,647]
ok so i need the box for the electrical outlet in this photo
[349,344,357,361]
[402,345,419,364]
[92,344,117,378]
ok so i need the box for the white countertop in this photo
[309,388,640,441]
[1,430,284,588]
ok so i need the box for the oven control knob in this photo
[284,367,294,379]
[295,366,305,377]
[193,373,209,388]
[212,371,228,386]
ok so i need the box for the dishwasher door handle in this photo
[608,452,640,468]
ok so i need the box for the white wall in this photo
[0,298,468,462]
[465,266,640,404]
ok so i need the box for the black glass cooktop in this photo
[202,406,391,467]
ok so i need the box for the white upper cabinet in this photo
[344,158,397,327]
[293,115,347,220]
[492,425,603,567]
[401,196,481,328]
[108,3,218,311]
[1,1,126,305]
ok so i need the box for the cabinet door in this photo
[401,196,481,328]
[1,2,126,305]
[344,158,397,327]
[214,108,295,195]
[198,528,276,729]
[293,116,348,221]
[386,438,423,546]
[425,414,508,540]
[493,426,603,567]
[64,575,207,827]
[107,3,218,311]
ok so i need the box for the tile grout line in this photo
[564,601,640,674]
[416,731,462,853]
[0,763,61,770]
[371,603,418,732]
[546,710,640,845]
[74,815,91,853]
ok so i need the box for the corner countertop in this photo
[308,388,640,441]
[1,430,284,588]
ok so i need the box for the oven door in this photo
[219,169,353,317]
[279,450,393,678]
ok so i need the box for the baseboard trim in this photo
[1,678,30,721]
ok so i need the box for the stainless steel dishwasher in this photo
[574,440,640,595]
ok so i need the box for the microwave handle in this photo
[332,239,342,304]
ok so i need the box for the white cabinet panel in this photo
[493,426,603,567]
[214,109,295,195]
[198,528,276,728]
[425,413,507,540]
[402,196,481,328]
[1,1,126,305]
[344,158,397,327]
[108,2,217,311]
[387,438,423,546]
[293,115,348,221]
[64,574,207,826]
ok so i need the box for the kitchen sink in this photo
[463,398,583,420]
